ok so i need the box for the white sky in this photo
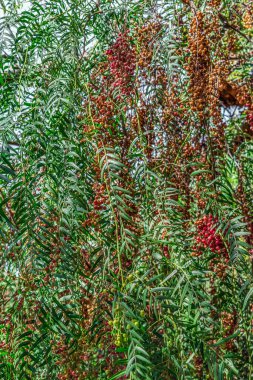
[0,1,30,17]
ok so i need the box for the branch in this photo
[219,14,251,43]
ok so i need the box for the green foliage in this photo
[0,0,252,379]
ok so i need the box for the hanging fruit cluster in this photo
[106,32,136,96]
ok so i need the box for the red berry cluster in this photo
[82,183,108,230]
[106,32,136,96]
[89,93,114,126]
[192,214,224,257]
[220,311,237,350]
[58,369,79,380]
[163,245,170,259]
[194,356,203,378]
[192,215,230,281]
[81,249,91,273]
[92,183,108,211]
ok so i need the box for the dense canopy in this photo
[0,0,252,379]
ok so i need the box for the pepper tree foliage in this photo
[0,0,253,379]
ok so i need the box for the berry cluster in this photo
[163,245,170,259]
[220,311,237,350]
[194,356,203,378]
[193,215,230,282]
[92,183,108,211]
[82,183,108,230]
[192,214,225,257]
[242,7,253,29]
[89,93,114,126]
[58,369,79,380]
[187,11,210,120]
[135,22,161,70]
[106,32,136,96]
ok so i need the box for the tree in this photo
[0,0,252,379]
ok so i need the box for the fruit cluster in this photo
[92,183,108,211]
[220,311,237,350]
[89,93,114,127]
[82,183,108,230]
[187,11,211,120]
[193,215,231,283]
[192,214,228,259]
[192,214,225,256]
[106,32,136,96]
[242,7,253,29]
